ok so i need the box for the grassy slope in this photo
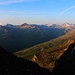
[15,29,75,71]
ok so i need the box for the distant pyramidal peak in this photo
[21,23,30,26]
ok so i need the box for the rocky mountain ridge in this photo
[0,22,75,29]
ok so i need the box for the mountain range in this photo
[0,22,75,52]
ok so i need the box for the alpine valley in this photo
[0,22,75,52]
[0,22,75,75]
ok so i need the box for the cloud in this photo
[57,5,75,17]
[0,0,38,5]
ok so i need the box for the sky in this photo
[0,0,75,25]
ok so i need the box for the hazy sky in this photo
[0,0,75,25]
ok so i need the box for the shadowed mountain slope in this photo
[0,47,51,75]
[52,42,75,75]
